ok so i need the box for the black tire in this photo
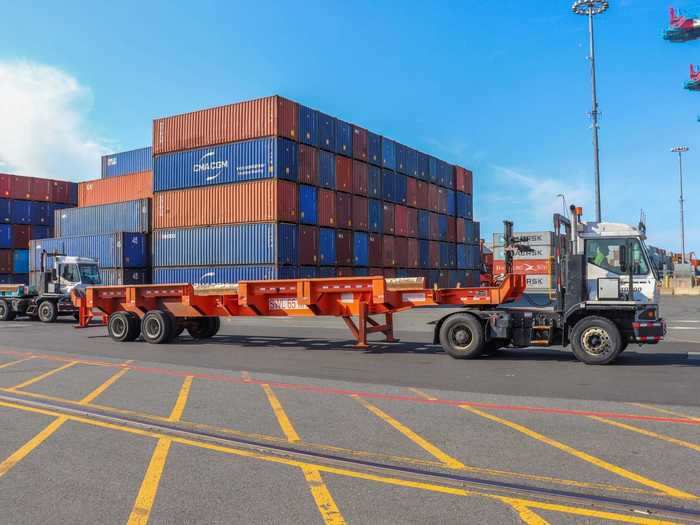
[187,317,220,339]
[439,313,485,359]
[37,301,58,323]
[141,310,175,344]
[108,312,141,342]
[0,300,16,321]
[205,317,221,338]
[570,316,623,365]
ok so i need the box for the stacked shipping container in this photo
[491,231,557,294]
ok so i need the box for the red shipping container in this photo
[369,267,383,276]
[353,196,368,231]
[336,192,352,228]
[352,126,368,161]
[50,180,71,204]
[383,268,396,278]
[454,166,467,192]
[465,169,473,194]
[406,177,417,208]
[416,180,428,209]
[394,205,408,237]
[30,178,52,202]
[383,235,396,267]
[447,217,456,242]
[368,234,382,266]
[337,267,353,277]
[12,225,30,249]
[429,212,440,240]
[299,225,318,265]
[0,174,11,198]
[11,176,32,200]
[153,95,298,155]
[382,203,395,235]
[0,250,12,273]
[80,171,154,207]
[406,207,418,237]
[456,219,466,243]
[352,161,368,196]
[407,238,419,268]
[428,184,439,212]
[336,231,353,266]
[336,156,352,192]
[299,145,318,185]
[395,237,408,267]
[438,187,448,215]
[429,241,440,268]
[318,189,336,227]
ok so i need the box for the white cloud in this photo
[0,61,108,181]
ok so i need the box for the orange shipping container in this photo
[78,171,153,207]
[153,179,297,229]
[152,95,298,155]
[493,258,554,275]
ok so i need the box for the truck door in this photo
[58,263,81,292]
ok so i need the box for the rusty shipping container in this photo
[318,189,336,227]
[335,156,352,192]
[11,176,32,200]
[153,179,297,229]
[382,235,396,267]
[352,126,368,161]
[336,192,352,229]
[352,161,368,195]
[30,178,52,202]
[394,205,408,237]
[353,196,368,231]
[299,225,318,265]
[79,171,153,207]
[406,177,417,208]
[298,145,318,185]
[0,174,11,198]
[153,95,298,155]
[416,180,428,210]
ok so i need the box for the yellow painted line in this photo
[590,416,700,453]
[630,403,700,423]
[261,383,345,525]
[7,361,78,391]
[0,356,35,370]
[353,394,465,469]
[79,368,129,405]
[0,398,680,525]
[127,376,193,525]
[505,502,551,525]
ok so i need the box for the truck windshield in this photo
[79,265,101,285]
[586,238,649,276]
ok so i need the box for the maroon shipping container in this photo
[336,156,352,192]
[465,169,473,194]
[438,270,450,288]
[336,231,353,266]
[337,267,353,277]
[368,234,382,267]
[336,192,352,229]
[438,187,448,215]
[0,250,12,273]
[152,95,298,155]
[416,180,428,210]
[454,166,473,194]
[406,207,418,237]
[299,145,319,185]
[11,176,32,200]
[382,203,395,235]
[429,184,440,212]
[456,219,466,243]
[407,238,419,268]
[369,267,383,276]
[382,235,396,267]
[394,205,408,237]
[12,225,30,249]
[383,268,396,278]
[429,212,440,240]
[429,241,440,268]
[30,178,52,202]
[447,217,456,242]
[406,177,417,208]
[0,174,11,198]
[318,189,336,227]
[395,237,408,267]
[50,180,71,204]
[299,225,318,265]
[353,196,368,231]
[352,161,368,196]
[352,126,368,161]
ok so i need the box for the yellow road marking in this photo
[127,376,193,525]
[590,416,700,453]
[0,398,679,525]
[630,403,700,423]
[261,383,346,525]
[505,501,551,525]
[0,356,35,370]
[79,369,129,405]
[353,394,465,469]
[7,361,78,391]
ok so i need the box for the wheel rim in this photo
[39,304,51,319]
[111,316,127,338]
[0,303,6,317]
[448,324,473,351]
[144,317,162,339]
[581,327,612,356]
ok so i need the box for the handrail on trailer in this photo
[72,275,527,348]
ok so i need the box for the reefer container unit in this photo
[152,223,297,267]
[101,147,153,178]
[153,265,297,285]
[54,199,150,237]
[79,171,154,207]
[154,137,297,192]
[29,233,149,271]
[153,179,297,229]
[153,96,297,155]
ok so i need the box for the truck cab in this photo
[51,256,102,295]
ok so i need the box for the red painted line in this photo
[1,348,698,426]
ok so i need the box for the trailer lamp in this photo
[637,307,657,321]
[575,207,583,217]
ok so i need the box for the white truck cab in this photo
[52,256,102,294]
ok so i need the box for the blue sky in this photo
[0,1,698,253]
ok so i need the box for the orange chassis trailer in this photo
[73,275,526,349]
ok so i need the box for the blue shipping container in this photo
[353,232,368,266]
[457,245,467,269]
[367,131,381,166]
[154,137,297,192]
[54,199,150,237]
[319,266,336,278]
[438,215,448,238]
[13,250,29,273]
[152,223,297,267]
[298,105,318,146]
[299,185,318,225]
[319,228,336,265]
[102,147,153,178]
[11,200,32,225]
[466,194,473,220]
[0,225,11,249]
[395,173,407,205]
[298,266,318,278]
[0,198,10,223]
[30,226,51,240]
[29,233,149,271]
[319,150,336,189]
[335,120,352,157]
[367,165,381,198]
[417,152,429,180]
[418,211,429,239]
[30,202,50,226]
[0,274,28,285]
[381,138,396,170]
[382,170,395,202]
[465,221,480,243]
[406,148,418,178]
[446,189,456,216]
[419,240,430,268]
[428,156,438,183]
[318,113,335,152]
[395,143,407,174]
[440,242,449,269]
[153,265,297,285]
[368,199,382,233]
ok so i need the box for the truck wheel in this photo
[570,316,622,365]
[439,313,485,359]
[141,311,175,344]
[37,301,58,323]
[108,312,140,342]
[187,317,220,339]
[0,300,16,321]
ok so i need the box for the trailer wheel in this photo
[141,310,175,344]
[0,300,16,321]
[187,317,220,339]
[37,301,58,323]
[570,316,622,365]
[108,312,140,342]
[439,313,485,359]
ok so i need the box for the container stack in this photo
[0,174,76,285]
[151,95,481,287]
[492,231,557,295]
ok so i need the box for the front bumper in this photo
[631,319,666,343]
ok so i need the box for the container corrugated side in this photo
[29,233,148,270]
[79,171,153,207]
[153,95,297,155]
[298,105,318,146]
[0,174,11,198]
[0,198,10,223]
[13,250,29,273]
[54,199,150,237]
[153,265,297,284]
[101,147,153,178]
[99,268,150,285]
[298,145,318,185]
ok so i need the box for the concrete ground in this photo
[0,295,697,524]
